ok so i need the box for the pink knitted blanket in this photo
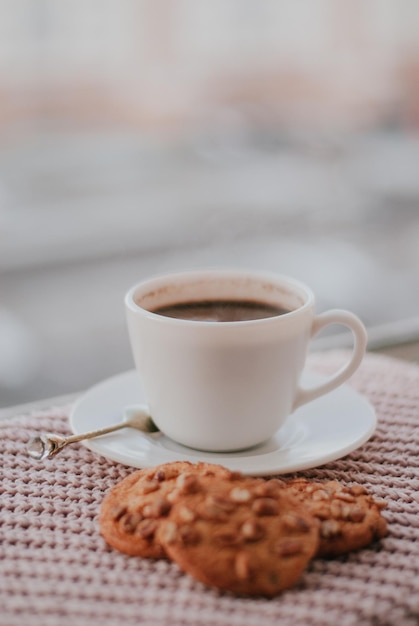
[1,351,418,626]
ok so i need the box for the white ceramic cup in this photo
[125,269,367,452]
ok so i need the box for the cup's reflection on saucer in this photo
[125,269,367,452]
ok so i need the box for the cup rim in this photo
[125,269,315,326]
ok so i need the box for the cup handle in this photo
[292,310,367,411]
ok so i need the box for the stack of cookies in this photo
[99,462,388,597]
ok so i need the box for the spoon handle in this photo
[27,421,129,460]
[61,421,128,445]
[27,407,158,460]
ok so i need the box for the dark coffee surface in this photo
[151,299,290,322]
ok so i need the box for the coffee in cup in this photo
[151,299,290,322]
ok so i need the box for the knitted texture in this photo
[1,351,418,626]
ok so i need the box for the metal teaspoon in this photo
[26,405,160,460]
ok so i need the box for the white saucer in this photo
[69,370,376,476]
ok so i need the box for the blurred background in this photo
[1,0,419,409]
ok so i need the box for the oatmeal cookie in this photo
[157,473,319,596]
[283,478,388,557]
[99,461,233,558]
